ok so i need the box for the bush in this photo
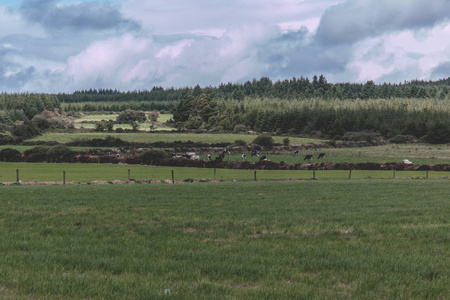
[253,135,274,149]
[233,124,247,133]
[46,145,76,162]
[140,150,170,164]
[388,135,418,144]
[234,139,247,147]
[0,148,22,162]
[342,131,383,143]
[116,110,147,124]
[11,120,41,139]
[0,134,21,145]
[23,146,49,162]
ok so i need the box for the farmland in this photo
[26,132,325,146]
[0,181,448,299]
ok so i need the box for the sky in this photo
[1,0,449,93]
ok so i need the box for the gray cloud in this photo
[431,61,450,80]
[316,0,450,45]
[260,29,352,79]
[19,0,140,31]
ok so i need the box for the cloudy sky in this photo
[1,0,449,93]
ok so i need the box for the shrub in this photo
[234,139,247,147]
[253,135,274,149]
[342,131,383,143]
[140,150,170,164]
[388,135,418,144]
[11,120,41,139]
[233,124,247,133]
[46,145,76,162]
[0,148,22,162]
[117,110,147,124]
[23,146,49,162]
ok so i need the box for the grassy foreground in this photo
[0,181,449,299]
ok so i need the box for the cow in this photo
[318,153,326,159]
[251,150,260,157]
[304,154,313,161]
[294,150,299,156]
[207,154,212,161]
[260,155,269,161]
[242,154,246,161]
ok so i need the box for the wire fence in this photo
[1,163,448,185]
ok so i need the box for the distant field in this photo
[74,113,174,131]
[26,132,324,145]
[0,181,448,299]
[0,162,448,183]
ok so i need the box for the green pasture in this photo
[74,114,118,122]
[0,163,448,183]
[26,132,323,145]
[74,113,173,123]
[206,153,450,165]
[74,123,173,131]
[0,181,448,299]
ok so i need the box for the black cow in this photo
[304,154,313,161]
[294,150,299,156]
[318,153,326,159]
[251,150,260,157]
[260,156,269,161]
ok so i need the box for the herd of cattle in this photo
[173,149,326,162]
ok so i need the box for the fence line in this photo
[2,167,448,184]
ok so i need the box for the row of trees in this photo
[56,76,450,106]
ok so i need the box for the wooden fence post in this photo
[392,169,396,179]
[16,169,19,183]
[63,171,66,185]
[426,170,429,179]
[254,170,257,181]
[349,169,352,180]
[312,166,316,180]
[171,170,175,184]
[214,168,216,181]
[128,169,131,181]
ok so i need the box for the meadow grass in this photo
[26,132,324,145]
[0,162,448,183]
[0,181,448,299]
[210,153,450,165]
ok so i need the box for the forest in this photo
[1,76,450,143]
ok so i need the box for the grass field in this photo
[74,114,174,131]
[1,162,448,183]
[26,132,324,145]
[0,181,448,299]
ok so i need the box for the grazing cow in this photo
[251,150,260,157]
[304,154,313,161]
[224,148,231,154]
[207,154,211,161]
[260,156,269,161]
[242,154,246,161]
[318,153,326,159]
[294,150,299,156]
